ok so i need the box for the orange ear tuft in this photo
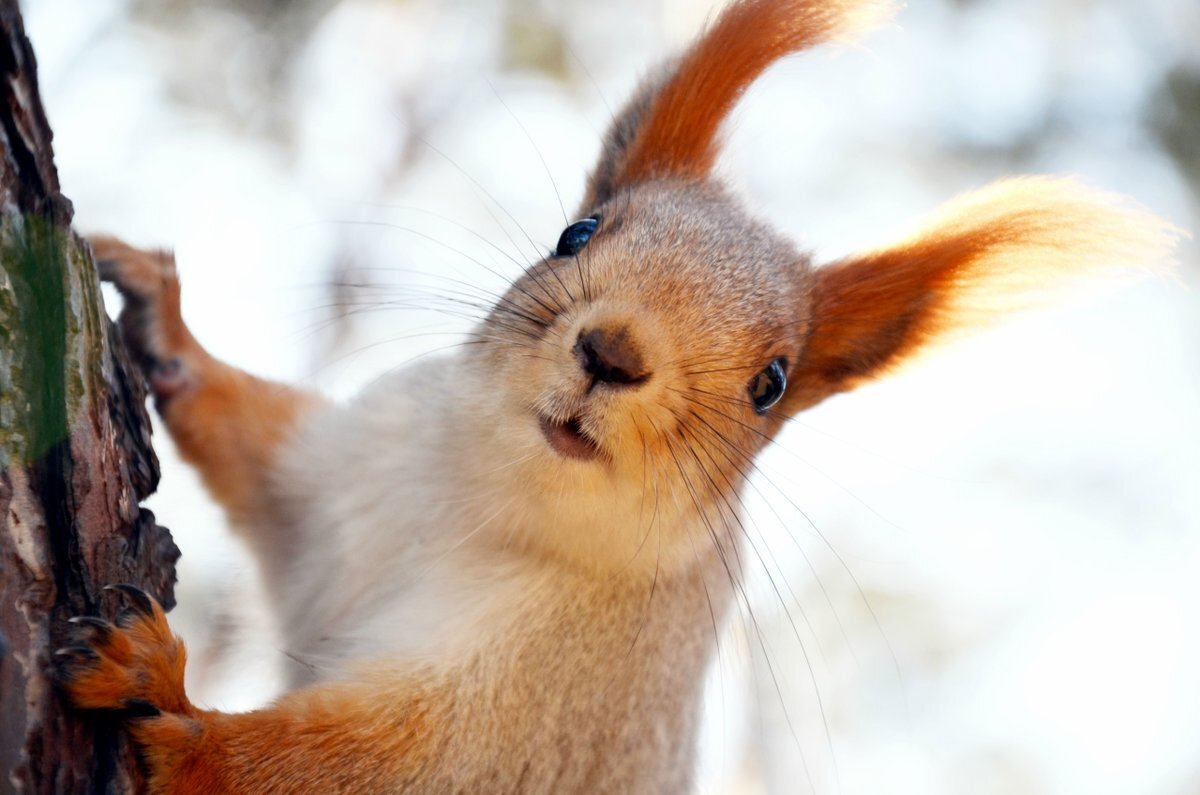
[785,176,1182,412]
[586,0,892,205]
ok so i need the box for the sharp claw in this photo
[119,698,162,719]
[68,616,113,639]
[54,645,99,662]
[104,583,155,616]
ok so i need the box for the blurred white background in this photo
[23,0,1200,792]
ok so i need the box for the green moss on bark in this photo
[0,216,71,468]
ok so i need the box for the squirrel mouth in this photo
[538,415,602,461]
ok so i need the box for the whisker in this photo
[409,497,519,586]
[415,135,540,264]
[314,218,568,322]
[415,136,575,310]
[662,434,816,795]
[676,387,907,697]
[682,410,839,672]
[673,415,836,789]
[486,78,568,228]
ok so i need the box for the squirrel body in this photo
[60,0,1177,792]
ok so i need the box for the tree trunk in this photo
[0,1,179,792]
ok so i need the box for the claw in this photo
[68,616,114,640]
[104,583,155,617]
[54,645,99,663]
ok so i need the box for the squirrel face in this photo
[458,0,1174,577]
[476,181,810,573]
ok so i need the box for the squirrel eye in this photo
[554,216,599,257]
[748,358,787,415]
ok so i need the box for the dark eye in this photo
[748,358,787,415]
[554,216,599,257]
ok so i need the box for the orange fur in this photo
[785,177,1180,411]
[67,2,1181,792]
[158,366,321,527]
[137,682,437,794]
[61,597,189,715]
[615,0,891,186]
[89,236,324,529]
[62,593,440,794]
[89,237,194,357]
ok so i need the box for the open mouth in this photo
[538,414,602,461]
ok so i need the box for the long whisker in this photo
[315,218,567,321]
[486,78,568,228]
[409,497,520,586]
[659,432,730,778]
[673,414,836,789]
[662,434,817,795]
[676,387,906,695]
[682,406,846,668]
[415,136,542,265]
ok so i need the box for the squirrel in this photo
[58,0,1177,792]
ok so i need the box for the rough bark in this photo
[0,1,179,792]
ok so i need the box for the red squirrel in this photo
[60,0,1176,791]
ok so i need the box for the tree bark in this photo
[0,1,179,792]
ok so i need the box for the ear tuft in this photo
[786,176,1183,411]
[585,0,894,206]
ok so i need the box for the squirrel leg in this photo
[56,585,205,792]
[59,586,439,794]
[89,236,324,529]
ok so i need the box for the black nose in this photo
[575,327,648,387]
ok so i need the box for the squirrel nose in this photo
[575,326,649,388]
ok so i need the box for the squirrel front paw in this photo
[56,584,191,718]
[89,235,196,403]
[58,585,207,788]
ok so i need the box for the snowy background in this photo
[23,0,1200,793]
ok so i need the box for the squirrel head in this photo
[468,0,1176,576]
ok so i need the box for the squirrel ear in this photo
[581,0,892,209]
[783,177,1180,413]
